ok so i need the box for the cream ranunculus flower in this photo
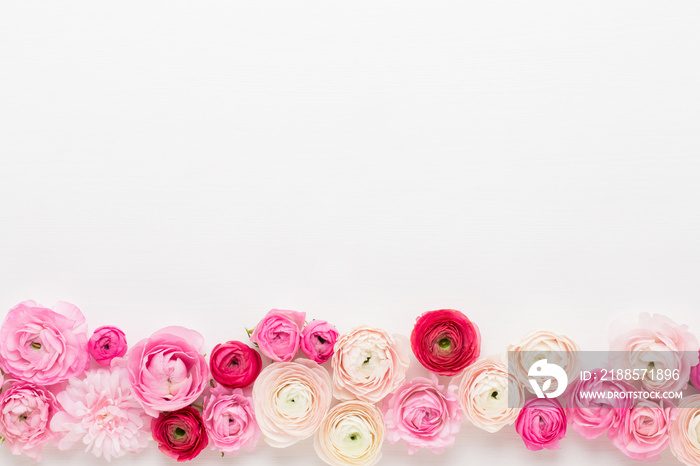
[331,326,410,403]
[252,359,332,447]
[670,394,700,465]
[458,357,524,432]
[314,400,385,466]
[507,329,580,395]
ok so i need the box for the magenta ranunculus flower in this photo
[88,326,128,366]
[300,320,339,364]
[0,300,89,385]
[125,326,209,417]
[566,368,635,440]
[250,309,306,362]
[382,375,462,454]
[0,380,58,461]
[691,350,700,390]
[203,385,261,455]
[410,309,480,377]
[609,398,677,462]
[515,398,567,451]
[209,341,262,389]
[151,406,208,462]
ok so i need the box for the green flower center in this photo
[438,338,451,350]
[173,427,187,439]
[31,342,42,350]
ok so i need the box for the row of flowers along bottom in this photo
[1,301,700,464]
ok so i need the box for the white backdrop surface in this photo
[1,2,700,465]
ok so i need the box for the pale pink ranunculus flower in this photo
[315,400,385,466]
[123,326,209,417]
[609,398,677,462]
[382,375,461,454]
[203,384,261,455]
[670,394,700,466]
[458,357,524,433]
[252,359,332,447]
[300,320,339,364]
[0,300,89,386]
[250,309,306,362]
[0,380,58,461]
[331,326,410,403]
[610,313,699,393]
[50,367,151,461]
[690,352,700,390]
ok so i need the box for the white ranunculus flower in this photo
[252,359,332,447]
[458,357,524,432]
[314,400,385,466]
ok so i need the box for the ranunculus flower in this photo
[252,359,332,447]
[50,367,151,461]
[515,398,567,451]
[209,341,261,389]
[331,326,410,403]
[125,326,209,417]
[691,352,700,390]
[0,300,89,385]
[458,357,524,433]
[301,320,339,364]
[250,309,305,362]
[382,375,461,454]
[507,329,580,396]
[410,309,480,377]
[670,394,700,466]
[151,406,208,462]
[203,384,260,455]
[609,398,677,462]
[566,368,635,440]
[0,380,58,461]
[315,400,385,466]
[88,326,128,366]
[610,313,699,393]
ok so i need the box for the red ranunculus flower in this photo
[209,341,262,389]
[151,407,208,462]
[410,309,480,376]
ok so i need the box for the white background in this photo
[1,2,700,465]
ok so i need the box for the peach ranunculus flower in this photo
[331,326,410,403]
[458,357,524,432]
[252,359,332,447]
[507,329,580,396]
[314,400,385,466]
[670,394,700,465]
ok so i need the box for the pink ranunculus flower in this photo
[609,398,677,462]
[331,326,410,403]
[88,326,128,366]
[300,320,339,364]
[151,406,208,462]
[670,394,700,466]
[689,350,700,390]
[250,309,306,362]
[0,380,58,461]
[566,368,635,440]
[124,326,209,417]
[209,340,262,389]
[515,398,567,451]
[203,384,261,455]
[50,367,151,461]
[610,313,699,393]
[0,300,89,385]
[382,375,462,454]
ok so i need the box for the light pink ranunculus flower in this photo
[0,380,58,461]
[0,300,89,386]
[382,375,461,454]
[203,384,261,455]
[315,400,385,466]
[331,326,410,403]
[252,359,332,447]
[250,309,305,362]
[670,394,700,466]
[300,320,339,364]
[690,351,700,390]
[566,368,635,440]
[610,314,699,393]
[50,367,151,461]
[124,326,209,417]
[88,326,128,366]
[459,357,524,433]
[609,398,677,462]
